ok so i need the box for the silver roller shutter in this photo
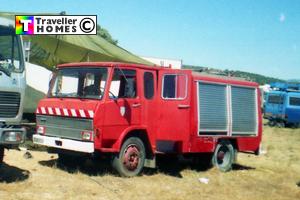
[231,86,257,135]
[198,82,228,133]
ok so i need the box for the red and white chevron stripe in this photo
[36,107,94,119]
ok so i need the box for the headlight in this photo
[2,131,23,142]
[81,131,94,141]
[37,126,46,135]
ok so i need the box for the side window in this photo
[290,97,300,106]
[162,74,187,99]
[109,69,137,98]
[144,72,154,99]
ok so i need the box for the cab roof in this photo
[58,62,161,71]
[58,62,259,87]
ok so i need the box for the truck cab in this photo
[0,17,26,163]
[33,62,262,176]
[264,91,286,122]
[264,83,300,127]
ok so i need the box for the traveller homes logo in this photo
[15,15,97,35]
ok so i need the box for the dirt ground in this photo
[0,126,300,200]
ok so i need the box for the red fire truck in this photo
[33,62,262,177]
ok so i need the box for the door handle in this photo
[132,103,141,108]
[178,104,190,109]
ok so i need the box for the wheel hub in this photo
[217,146,230,165]
[217,151,225,161]
[123,145,140,171]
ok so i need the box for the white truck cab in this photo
[0,17,26,163]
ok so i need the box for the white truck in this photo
[0,17,26,164]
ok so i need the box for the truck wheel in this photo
[112,137,145,177]
[0,147,4,166]
[268,120,276,127]
[212,141,235,172]
[276,122,285,128]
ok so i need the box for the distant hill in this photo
[183,65,285,85]
[287,79,300,83]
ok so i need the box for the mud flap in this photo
[144,157,156,168]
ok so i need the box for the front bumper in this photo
[33,134,94,153]
[0,126,26,145]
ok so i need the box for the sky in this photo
[1,0,300,79]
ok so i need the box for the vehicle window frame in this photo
[109,68,137,99]
[289,96,300,106]
[161,74,188,100]
[0,34,25,73]
[143,71,154,100]
[268,94,284,104]
[48,67,108,100]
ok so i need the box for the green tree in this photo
[97,25,118,45]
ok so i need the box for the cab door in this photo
[102,68,141,140]
[156,69,191,143]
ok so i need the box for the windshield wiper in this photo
[0,65,11,77]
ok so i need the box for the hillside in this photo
[183,65,285,85]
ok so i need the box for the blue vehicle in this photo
[264,83,300,128]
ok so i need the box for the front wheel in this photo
[112,137,145,177]
[212,141,235,172]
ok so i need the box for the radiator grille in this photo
[231,86,257,135]
[36,115,93,140]
[0,91,21,118]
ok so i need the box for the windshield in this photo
[0,32,24,75]
[49,67,108,99]
[268,94,284,104]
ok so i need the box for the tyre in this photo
[276,122,285,128]
[0,147,4,166]
[268,120,276,127]
[212,141,235,172]
[112,137,145,177]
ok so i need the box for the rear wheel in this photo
[112,137,145,177]
[212,141,235,172]
[268,120,277,127]
[294,123,300,128]
[276,122,285,128]
[0,147,4,166]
